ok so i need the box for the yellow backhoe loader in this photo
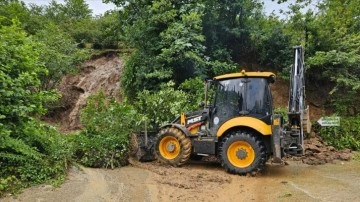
[137,46,311,175]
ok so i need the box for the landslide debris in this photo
[290,134,352,165]
[45,51,122,132]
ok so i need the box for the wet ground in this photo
[3,160,360,202]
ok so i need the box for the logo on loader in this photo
[187,116,202,125]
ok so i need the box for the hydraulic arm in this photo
[285,46,309,155]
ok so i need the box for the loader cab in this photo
[207,71,275,134]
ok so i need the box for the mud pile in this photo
[290,135,352,165]
[46,51,122,132]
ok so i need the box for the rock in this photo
[42,185,54,191]
[305,150,314,156]
[325,157,334,163]
[306,144,325,153]
[302,157,326,165]
[300,135,353,165]
[338,153,352,161]
[309,132,316,138]
[342,149,352,153]
[328,146,336,151]
[314,153,326,159]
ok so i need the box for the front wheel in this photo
[219,131,266,175]
[155,127,191,166]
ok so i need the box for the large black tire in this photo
[155,127,191,166]
[219,131,266,175]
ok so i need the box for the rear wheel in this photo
[155,127,191,166]
[219,131,266,175]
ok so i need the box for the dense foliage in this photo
[305,0,360,116]
[109,0,360,149]
[320,116,360,150]
[74,92,141,168]
[111,0,360,117]
[0,22,71,195]
[0,0,100,195]
[135,81,190,129]
[119,0,209,99]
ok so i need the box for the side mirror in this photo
[268,76,275,83]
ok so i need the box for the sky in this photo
[23,0,118,15]
[22,0,294,16]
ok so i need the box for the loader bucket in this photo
[130,131,157,162]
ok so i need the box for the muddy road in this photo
[3,159,360,202]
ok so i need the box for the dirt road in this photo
[3,160,360,202]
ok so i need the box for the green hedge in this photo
[320,116,360,150]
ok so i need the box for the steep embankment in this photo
[45,51,123,132]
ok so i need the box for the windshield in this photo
[214,78,271,117]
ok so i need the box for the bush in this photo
[273,106,289,123]
[73,92,141,168]
[320,116,360,150]
[0,120,72,195]
[135,81,190,130]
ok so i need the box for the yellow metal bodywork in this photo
[216,117,272,137]
[158,136,181,160]
[227,141,255,168]
[189,127,199,134]
[214,71,275,80]
[180,113,186,126]
[273,117,280,126]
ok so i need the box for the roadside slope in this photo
[45,51,123,132]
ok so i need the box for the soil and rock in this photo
[45,51,123,132]
[293,135,352,165]
[5,51,356,201]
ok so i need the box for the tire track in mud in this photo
[3,160,360,202]
[2,166,157,202]
[73,168,108,202]
[75,167,157,202]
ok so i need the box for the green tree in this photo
[202,0,264,64]
[0,21,54,121]
[0,0,32,30]
[116,0,208,99]
[304,0,360,115]
[308,33,360,115]
[40,0,96,45]
[93,10,122,49]
[0,21,70,195]
[250,14,292,72]
[179,77,206,111]
[34,23,82,90]
[62,0,92,20]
